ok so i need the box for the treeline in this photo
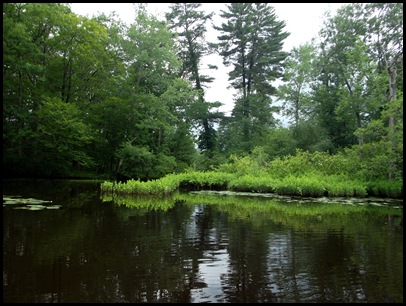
[3,3,403,183]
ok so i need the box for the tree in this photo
[3,3,103,177]
[165,3,223,159]
[34,97,95,177]
[335,38,385,145]
[277,42,317,133]
[363,3,403,178]
[113,7,198,180]
[313,3,372,150]
[214,3,289,152]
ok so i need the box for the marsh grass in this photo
[101,150,402,199]
[366,180,403,198]
[100,172,384,198]
[227,175,276,193]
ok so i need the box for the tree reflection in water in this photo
[3,180,403,303]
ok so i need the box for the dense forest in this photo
[3,3,403,191]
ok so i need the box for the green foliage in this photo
[344,143,394,181]
[116,143,154,179]
[177,171,235,190]
[101,171,236,195]
[190,149,227,172]
[101,193,176,211]
[262,128,298,159]
[166,3,223,157]
[215,3,289,97]
[101,191,402,228]
[33,96,96,176]
[265,147,392,182]
[126,8,181,94]
[3,3,119,177]
[227,175,276,193]
[335,38,385,145]
[101,174,179,196]
[3,2,403,190]
[216,149,269,177]
[366,180,403,198]
[218,155,258,176]
[292,119,335,153]
[166,3,214,84]
[267,150,312,178]
[214,3,289,153]
[278,42,317,127]
[324,179,364,198]
[278,175,327,197]
[103,145,401,198]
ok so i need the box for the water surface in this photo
[3,179,403,303]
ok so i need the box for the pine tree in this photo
[166,3,223,157]
[214,3,289,152]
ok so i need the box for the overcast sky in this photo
[69,3,345,118]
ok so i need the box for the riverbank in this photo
[100,171,403,199]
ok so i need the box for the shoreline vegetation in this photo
[100,191,403,217]
[101,150,403,199]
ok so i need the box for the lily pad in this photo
[27,206,47,210]
[46,205,62,209]
[13,206,45,210]
[4,195,58,210]
[3,197,24,205]
[27,204,47,208]
[3,196,52,205]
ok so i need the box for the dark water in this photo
[3,179,403,303]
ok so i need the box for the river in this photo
[3,179,403,303]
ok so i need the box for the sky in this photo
[69,3,345,119]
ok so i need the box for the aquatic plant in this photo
[100,149,402,199]
[3,196,62,210]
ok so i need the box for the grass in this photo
[100,170,402,199]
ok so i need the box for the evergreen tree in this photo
[166,3,223,159]
[214,3,289,153]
